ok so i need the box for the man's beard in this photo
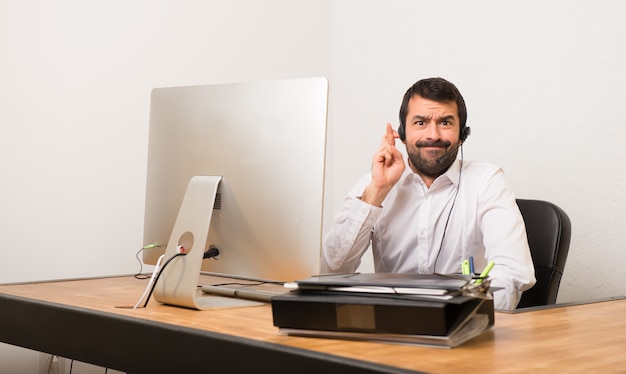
[407,140,459,178]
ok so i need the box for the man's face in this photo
[403,95,462,178]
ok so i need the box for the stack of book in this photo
[271,273,493,348]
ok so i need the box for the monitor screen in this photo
[142,77,328,291]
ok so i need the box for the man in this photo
[322,77,535,310]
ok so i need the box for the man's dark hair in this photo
[398,77,467,141]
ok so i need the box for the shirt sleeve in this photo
[321,175,382,273]
[476,167,536,310]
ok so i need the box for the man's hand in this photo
[361,123,406,207]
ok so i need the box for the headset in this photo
[397,117,471,273]
[460,125,471,143]
[395,83,471,272]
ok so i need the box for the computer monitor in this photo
[142,77,328,309]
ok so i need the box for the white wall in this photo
[328,0,626,304]
[1,0,625,371]
[0,0,332,284]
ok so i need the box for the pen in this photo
[202,285,275,302]
[461,259,471,275]
[474,261,495,285]
[468,256,475,274]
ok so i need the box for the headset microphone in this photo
[436,142,463,164]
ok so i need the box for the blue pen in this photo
[468,256,475,274]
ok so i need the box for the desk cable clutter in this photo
[271,273,494,348]
[132,245,191,309]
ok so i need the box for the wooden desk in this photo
[1,275,625,373]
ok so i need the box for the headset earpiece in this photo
[460,126,471,142]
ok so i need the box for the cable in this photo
[142,252,187,308]
[133,254,165,309]
[203,247,220,259]
[433,146,464,272]
[134,248,150,279]
[134,244,163,280]
[207,280,284,288]
[134,247,222,308]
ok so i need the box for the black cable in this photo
[207,280,284,288]
[433,147,464,272]
[134,248,152,280]
[203,247,219,259]
[196,249,285,287]
[142,252,187,308]
[142,247,223,308]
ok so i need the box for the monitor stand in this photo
[153,175,262,310]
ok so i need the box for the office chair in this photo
[516,199,572,308]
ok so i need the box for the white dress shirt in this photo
[322,159,536,310]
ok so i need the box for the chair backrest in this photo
[516,199,572,308]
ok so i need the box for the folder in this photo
[271,273,493,348]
